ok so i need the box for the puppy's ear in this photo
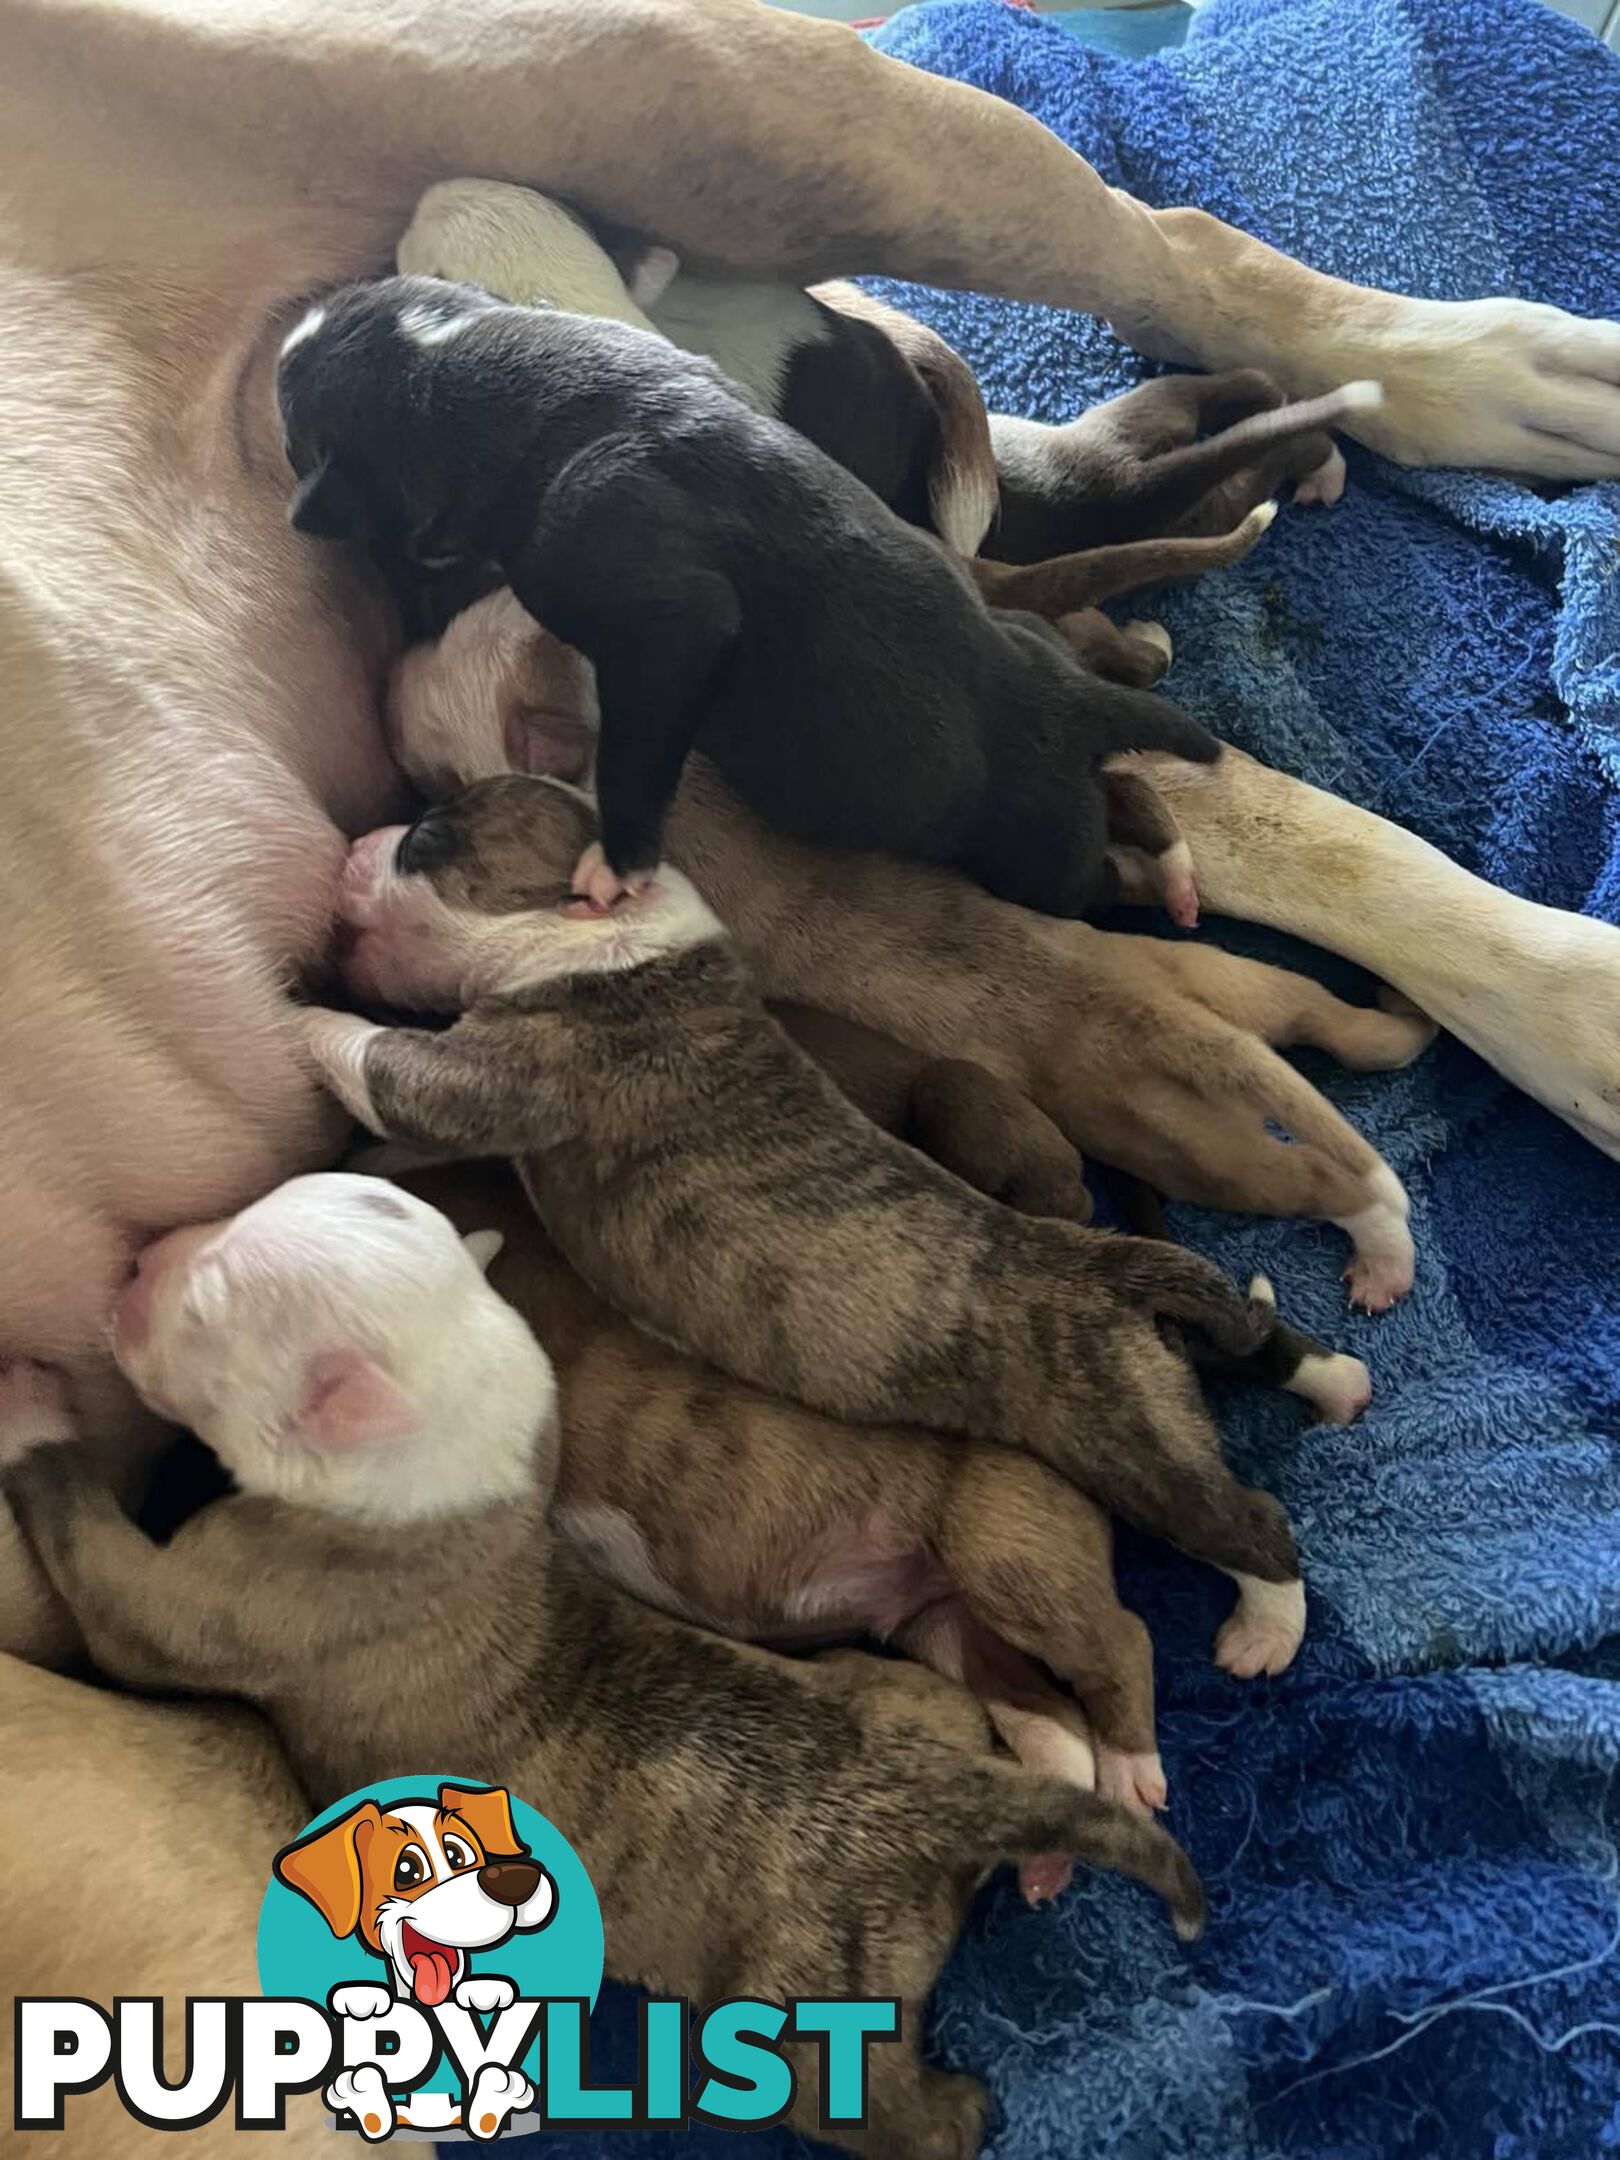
[274,1801,382,1938]
[294,1348,418,1450]
[502,707,597,783]
[439,1784,528,1859]
[462,1229,504,1273]
[289,457,363,539]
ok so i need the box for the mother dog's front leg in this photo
[1143,746,1620,1158]
[24,0,1618,474]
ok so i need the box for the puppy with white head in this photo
[113,1173,548,1521]
[1,1183,1204,2158]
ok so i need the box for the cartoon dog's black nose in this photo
[478,1860,543,1908]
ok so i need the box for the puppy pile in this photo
[3,182,1423,2158]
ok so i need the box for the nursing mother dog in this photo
[7,0,1620,2147]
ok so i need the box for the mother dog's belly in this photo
[0,261,403,1366]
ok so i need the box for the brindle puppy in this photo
[303,775,1305,1616]
[407,1163,1367,1832]
[1,1178,1204,2158]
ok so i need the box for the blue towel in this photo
[499,3,1620,2154]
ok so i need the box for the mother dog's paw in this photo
[1338,295,1620,477]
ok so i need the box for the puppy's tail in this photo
[965,1767,1205,1938]
[1088,685,1222,767]
[1101,1237,1274,1360]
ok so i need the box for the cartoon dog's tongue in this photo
[401,1923,458,2007]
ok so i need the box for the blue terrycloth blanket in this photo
[502,2,1620,2154]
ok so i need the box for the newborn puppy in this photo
[303,776,1304,1624]
[278,275,1220,917]
[382,589,1424,1310]
[410,1159,1166,1833]
[408,1164,1358,1794]
[397,179,997,556]
[2,1176,1202,2156]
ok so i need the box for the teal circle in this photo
[256,1773,603,2095]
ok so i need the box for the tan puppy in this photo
[387,591,1432,1307]
[0,1651,348,2160]
[2,1177,1204,2157]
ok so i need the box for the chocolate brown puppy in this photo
[304,776,1303,1607]
[2,1177,1204,2158]
[278,276,1222,920]
[987,371,1383,570]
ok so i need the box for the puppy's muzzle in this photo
[477,1859,543,1908]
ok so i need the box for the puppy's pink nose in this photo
[339,826,408,924]
[112,1223,218,1359]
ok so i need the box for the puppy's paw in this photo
[1123,619,1173,670]
[465,2063,534,2141]
[0,1360,74,1465]
[1292,444,1347,507]
[1342,1249,1414,1314]
[567,842,657,916]
[454,1975,517,2015]
[1215,1575,1306,1679]
[1288,1349,1372,1425]
[1095,1746,1168,1816]
[325,2065,396,2141]
[330,1982,394,2022]
[299,1009,387,1135]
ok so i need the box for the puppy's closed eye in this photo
[396,815,461,875]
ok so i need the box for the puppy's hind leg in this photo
[893,1597,1096,1904]
[932,1452,1166,1820]
[1055,608,1173,688]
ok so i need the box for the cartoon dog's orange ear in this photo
[439,1784,526,1860]
[273,1800,383,1937]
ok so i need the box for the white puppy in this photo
[108,1173,552,1522]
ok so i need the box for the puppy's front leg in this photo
[1141,745,1620,1159]
[2,1442,256,1695]
[507,477,741,901]
[301,1009,566,1156]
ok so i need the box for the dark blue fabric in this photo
[497,2,1620,2152]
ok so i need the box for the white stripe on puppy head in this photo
[398,302,477,349]
[279,304,327,358]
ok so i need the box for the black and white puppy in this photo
[277,274,1219,914]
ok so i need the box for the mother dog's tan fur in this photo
[6,3,1620,2145]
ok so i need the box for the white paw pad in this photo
[1288,1350,1372,1425]
[1216,1575,1306,1678]
[454,1975,517,2015]
[465,2063,534,2141]
[326,2065,395,2141]
[330,1982,394,2022]
[0,1359,72,1464]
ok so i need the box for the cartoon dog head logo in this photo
[274,1782,556,2006]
